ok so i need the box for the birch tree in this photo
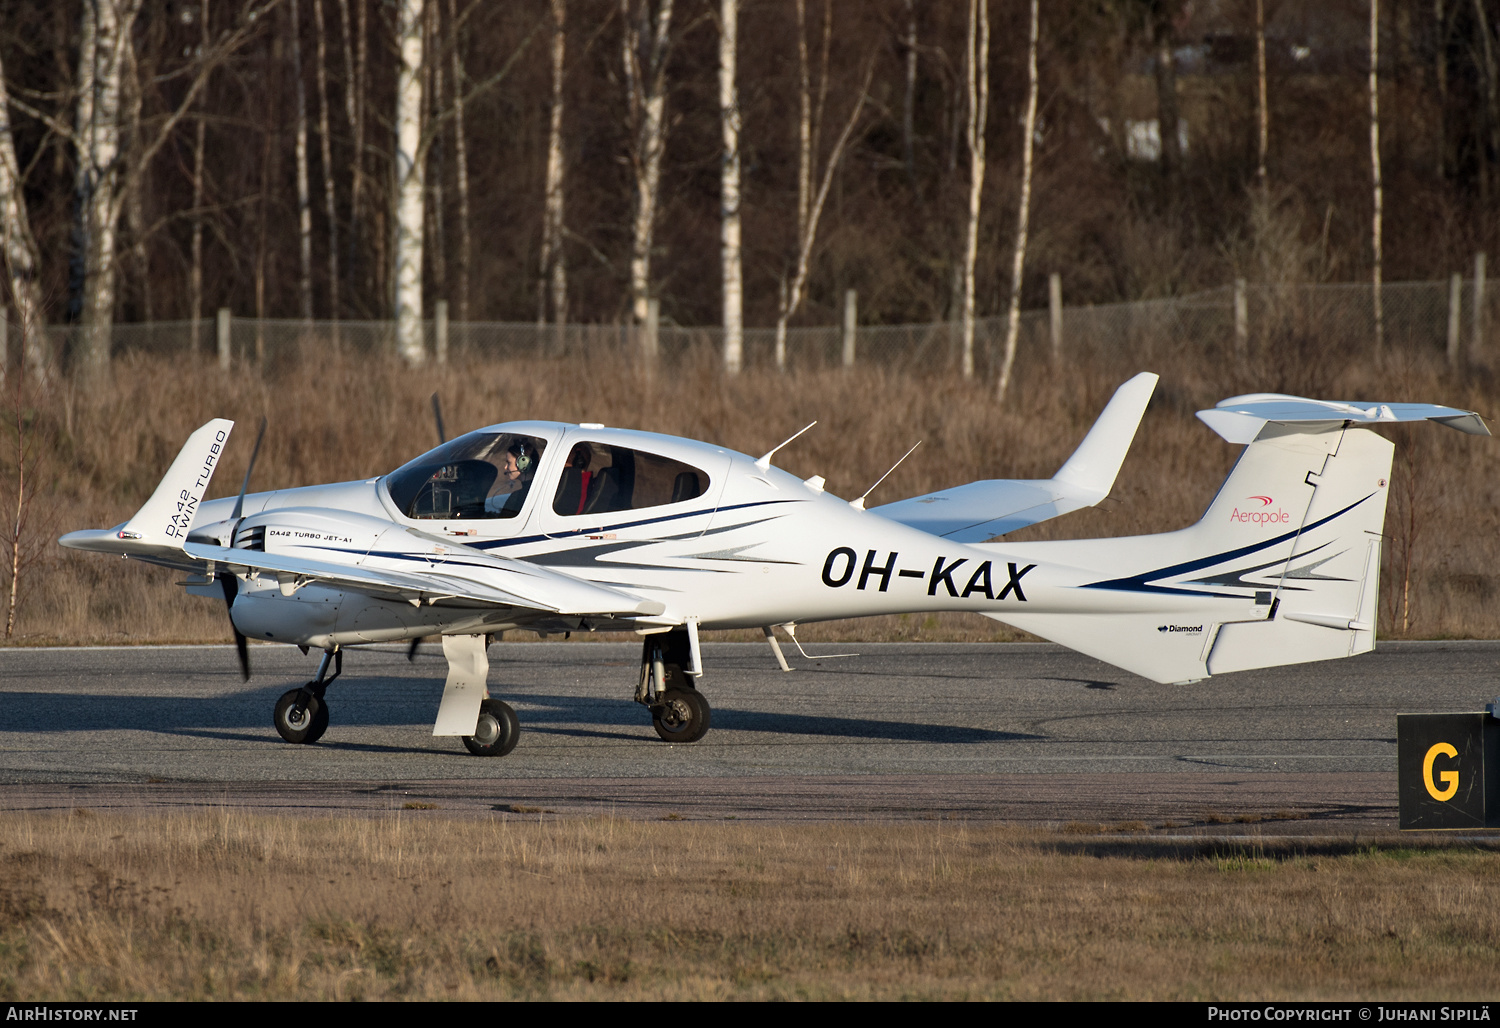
[996,0,1039,403]
[620,0,674,326]
[719,0,742,373]
[189,0,210,352]
[538,0,566,326]
[958,0,988,380]
[773,0,871,369]
[291,0,314,320]
[314,0,340,325]
[0,50,46,381]
[448,0,473,323]
[75,0,142,389]
[393,0,427,364]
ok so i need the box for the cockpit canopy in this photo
[385,432,547,520]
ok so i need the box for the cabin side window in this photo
[552,442,709,516]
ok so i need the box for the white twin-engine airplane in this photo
[60,373,1487,756]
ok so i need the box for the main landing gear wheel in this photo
[652,688,710,743]
[463,699,520,757]
[274,688,329,744]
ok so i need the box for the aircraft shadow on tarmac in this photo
[0,680,1042,745]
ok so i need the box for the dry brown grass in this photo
[1,811,1498,1000]
[7,340,1499,643]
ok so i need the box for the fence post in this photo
[1048,273,1062,359]
[216,308,231,370]
[1233,278,1249,362]
[842,289,857,368]
[435,300,449,365]
[1448,272,1463,367]
[1474,252,1488,363]
[642,297,660,366]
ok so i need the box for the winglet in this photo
[1052,372,1159,501]
[60,418,234,556]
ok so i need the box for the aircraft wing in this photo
[181,542,667,617]
[869,372,1158,542]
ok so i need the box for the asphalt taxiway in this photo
[0,640,1493,830]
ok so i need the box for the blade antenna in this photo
[851,441,920,510]
[755,421,817,471]
[431,393,447,445]
[230,415,268,522]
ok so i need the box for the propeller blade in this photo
[231,415,268,521]
[407,636,422,662]
[217,573,250,681]
[431,393,446,445]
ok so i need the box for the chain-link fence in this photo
[8,277,1495,377]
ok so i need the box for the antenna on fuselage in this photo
[850,441,920,511]
[431,393,447,445]
[755,421,817,471]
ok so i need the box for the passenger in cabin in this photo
[553,443,595,516]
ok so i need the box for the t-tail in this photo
[989,394,1488,684]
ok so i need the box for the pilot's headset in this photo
[509,440,537,476]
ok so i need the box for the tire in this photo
[652,688,710,744]
[463,699,520,757]
[274,688,328,745]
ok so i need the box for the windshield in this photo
[384,432,548,520]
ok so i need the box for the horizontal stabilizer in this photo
[871,372,1157,542]
[1198,394,1489,444]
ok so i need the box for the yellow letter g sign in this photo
[1423,742,1460,801]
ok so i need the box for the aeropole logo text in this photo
[1230,495,1290,526]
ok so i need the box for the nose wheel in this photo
[274,689,329,743]
[273,647,340,745]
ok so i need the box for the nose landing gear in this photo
[273,646,341,744]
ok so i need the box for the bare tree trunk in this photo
[773,52,872,370]
[314,0,341,329]
[538,0,567,327]
[1152,6,1180,187]
[902,0,917,190]
[1371,0,1384,361]
[426,0,446,306]
[77,0,143,391]
[68,1,99,327]
[620,0,674,325]
[394,0,427,364]
[720,0,743,374]
[122,33,150,322]
[0,49,46,382]
[339,0,371,306]
[959,0,988,380]
[1256,0,1268,189]
[188,0,209,355]
[448,0,473,324]
[996,0,1039,403]
[291,0,314,320]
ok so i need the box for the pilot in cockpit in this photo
[484,439,538,515]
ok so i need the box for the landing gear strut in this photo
[274,647,341,744]
[637,630,711,743]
